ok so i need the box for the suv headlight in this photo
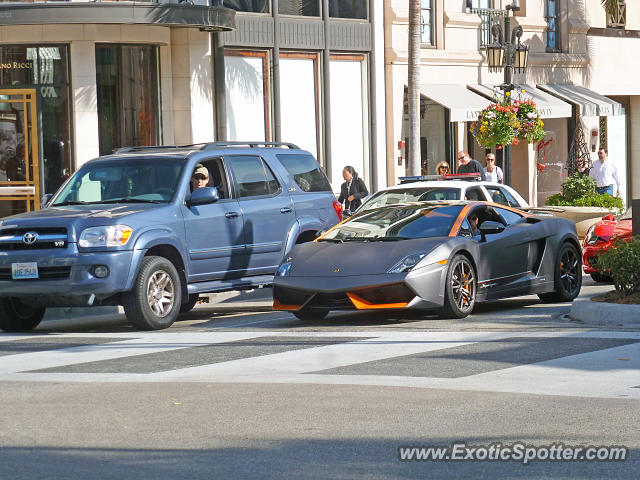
[79,225,133,248]
[387,253,427,274]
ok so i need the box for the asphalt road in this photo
[1,276,638,479]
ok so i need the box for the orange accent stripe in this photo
[347,292,410,310]
[273,299,302,311]
[448,203,476,237]
[448,201,532,237]
[314,215,352,242]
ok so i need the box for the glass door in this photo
[0,88,40,217]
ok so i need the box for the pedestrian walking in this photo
[457,150,486,181]
[589,148,621,196]
[483,153,503,184]
[338,166,368,213]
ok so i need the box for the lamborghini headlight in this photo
[276,257,293,277]
[387,253,427,274]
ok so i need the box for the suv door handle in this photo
[225,211,239,219]
[280,207,293,214]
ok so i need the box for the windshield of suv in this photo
[358,187,461,211]
[52,158,184,206]
[319,203,463,242]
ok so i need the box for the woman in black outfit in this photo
[338,165,368,214]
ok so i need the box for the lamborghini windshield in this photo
[320,203,464,242]
[359,187,461,211]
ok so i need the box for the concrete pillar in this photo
[171,29,214,145]
[70,41,99,168]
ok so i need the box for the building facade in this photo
[385,0,633,207]
[0,0,385,218]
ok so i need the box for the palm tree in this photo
[407,0,421,176]
[601,0,619,15]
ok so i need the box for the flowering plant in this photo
[514,98,545,143]
[471,90,546,148]
[470,95,519,149]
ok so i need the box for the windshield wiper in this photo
[361,236,412,242]
[100,198,164,204]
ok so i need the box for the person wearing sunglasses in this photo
[191,164,209,191]
[483,153,503,184]
[457,150,486,181]
[436,160,450,176]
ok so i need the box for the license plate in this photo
[11,262,39,280]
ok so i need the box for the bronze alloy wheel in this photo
[451,258,475,312]
[441,255,476,319]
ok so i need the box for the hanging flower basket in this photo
[470,91,546,149]
[514,98,546,144]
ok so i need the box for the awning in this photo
[419,84,491,122]
[537,84,622,117]
[467,84,572,119]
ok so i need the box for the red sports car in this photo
[582,206,633,282]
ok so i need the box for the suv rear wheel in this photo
[123,256,182,330]
[0,298,46,332]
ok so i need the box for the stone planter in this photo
[529,206,616,239]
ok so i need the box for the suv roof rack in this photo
[201,141,300,151]
[398,173,482,184]
[114,144,206,154]
[115,141,300,154]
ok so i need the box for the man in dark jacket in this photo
[457,150,486,181]
[338,165,368,213]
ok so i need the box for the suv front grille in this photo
[0,266,72,281]
[0,227,68,250]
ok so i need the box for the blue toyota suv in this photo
[0,142,341,331]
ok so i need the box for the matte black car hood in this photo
[289,237,449,276]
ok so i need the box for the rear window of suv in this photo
[277,154,332,192]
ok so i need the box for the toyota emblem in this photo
[22,232,38,245]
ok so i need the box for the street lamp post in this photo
[485,1,529,186]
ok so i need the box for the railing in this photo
[471,8,507,48]
[606,2,626,29]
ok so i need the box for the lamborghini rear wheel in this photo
[441,255,476,319]
[538,242,582,303]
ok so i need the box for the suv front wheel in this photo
[123,256,182,330]
[0,298,46,332]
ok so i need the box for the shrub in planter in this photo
[594,237,640,296]
[546,173,624,211]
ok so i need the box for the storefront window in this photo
[95,45,160,156]
[0,45,72,195]
[224,0,270,13]
[279,0,319,16]
[329,0,367,19]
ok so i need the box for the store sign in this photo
[0,61,34,70]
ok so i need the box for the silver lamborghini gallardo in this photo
[273,201,582,321]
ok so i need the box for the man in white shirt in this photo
[483,153,503,184]
[589,148,621,196]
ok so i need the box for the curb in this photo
[569,297,640,326]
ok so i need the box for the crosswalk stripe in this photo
[0,330,637,399]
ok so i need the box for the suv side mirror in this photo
[479,221,505,235]
[186,187,219,207]
[41,193,53,208]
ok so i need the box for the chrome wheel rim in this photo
[560,248,580,295]
[451,260,475,312]
[146,270,175,318]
